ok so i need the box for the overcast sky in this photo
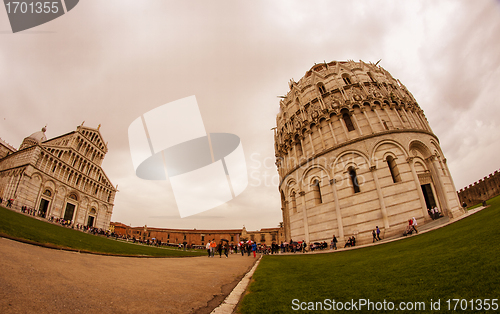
[1,1,500,230]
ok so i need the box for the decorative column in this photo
[407,157,430,219]
[282,200,291,242]
[328,120,338,145]
[373,108,385,130]
[308,133,315,155]
[293,144,298,167]
[370,166,390,229]
[351,112,363,136]
[382,106,395,129]
[299,191,310,243]
[409,110,422,129]
[402,108,416,129]
[318,96,326,110]
[417,111,431,132]
[361,108,374,133]
[34,181,44,216]
[299,138,306,157]
[339,115,350,138]
[428,155,453,218]
[443,158,462,210]
[46,186,58,219]
[317,127,326,150]
[329,179,344,242]
[393,107,405,128]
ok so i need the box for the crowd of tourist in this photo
[428,206,443,220]
[3,197,444,255]
[0,197,15,208]
[20,205,41,217]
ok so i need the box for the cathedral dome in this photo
[19,127,47,150]
[27,127,47,142]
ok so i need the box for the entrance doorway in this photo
[64,203,76,221]
[87,215,95,227]
[39,199,50,218]
[421,184,437,209]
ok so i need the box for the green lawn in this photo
[239,195,500,313]
[0,206,205,257]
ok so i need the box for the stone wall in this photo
[112,224,284,246]
[458,169,500,206]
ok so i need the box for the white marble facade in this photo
[0,124,116,230]
[274,60,463,246]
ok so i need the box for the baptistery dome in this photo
[274,60,463,245]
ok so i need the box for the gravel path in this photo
[0,238,257,314]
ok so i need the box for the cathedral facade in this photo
[0,124,117,230]
[274,60,463,245]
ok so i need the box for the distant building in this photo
[458,169,500,206]
[0,124,117,230]
[110,222,284,246]
[274,60,463,246]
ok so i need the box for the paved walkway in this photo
[0,238,257,314]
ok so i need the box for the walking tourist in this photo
[412,217,418,233]
[376,226,381,240]
[210,239,216,257]
[218,241,223,258]
[251,241,257,258]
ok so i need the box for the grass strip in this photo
[239,195,500,313]
[0,206,205,257]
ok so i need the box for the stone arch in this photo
[44,180,56,191]
[31,172,43,183]
[413,159,427,173]
[382,151,398,162]
[285,177,298,193]
[371,139,409,164]
[42,187,53,197]
[332,150,370,173]
[89,200,99,209]
[68,191,80,201]
[409,140,452,216]
[340,108,355,132]
[408,140,432,158]
[332,150,371,194]
[57,186,67,195]
[317,82,327,94]
[429,140,444,157]
[341,73,352,85]
[301,164,331,185]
